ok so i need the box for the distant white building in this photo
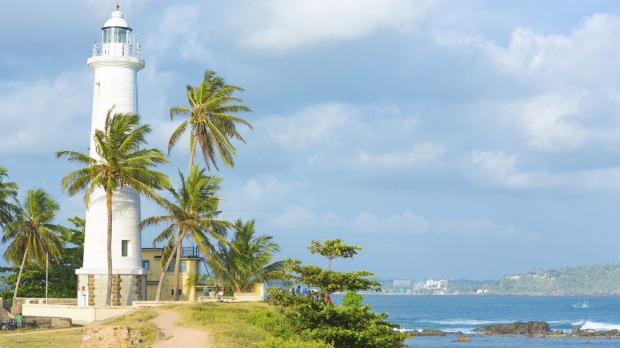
[424,279,448,292]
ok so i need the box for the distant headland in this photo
[379,263,620,295]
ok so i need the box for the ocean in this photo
[331,294,620,347]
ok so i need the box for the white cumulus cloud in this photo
[242,0,440,51]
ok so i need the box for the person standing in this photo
[15,313,23,328]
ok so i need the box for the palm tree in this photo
[0,167,19,228]
[168,69,252,172]
[57,109,170,306]
[2,189,69,304]
[207,219,288,294]
[141,165,233,301]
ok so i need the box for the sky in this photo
[2,0,620,281]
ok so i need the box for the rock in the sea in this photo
[452,335,471,342]
[572,327,618,338]
[405,328,446,336]
[473,321,551,335]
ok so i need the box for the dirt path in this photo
[150,308,211,348]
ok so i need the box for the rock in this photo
[474,321,551,335]
[452,335,471,342]
[420,328,446,336]
[81,325,143,348]
[404,328,446,336]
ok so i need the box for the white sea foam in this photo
[580,321,620,331]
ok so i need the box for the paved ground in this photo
[150,308,212,347]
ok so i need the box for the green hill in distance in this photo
[485,263,620,295]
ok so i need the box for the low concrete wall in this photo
[22,304,135,325]
[13,297,77,315]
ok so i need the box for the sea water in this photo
[331,294,620,347]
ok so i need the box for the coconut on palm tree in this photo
[141,165,233,301]
[207,219,288,294]
[0,167,19,228]
[168,69,252,171]
[57,109,170,306]
[2,188,69,305]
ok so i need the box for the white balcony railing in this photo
[91,43,141,58]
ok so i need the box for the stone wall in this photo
[81,325,144,348]
[79,274,146,306]
[24,316,72,329]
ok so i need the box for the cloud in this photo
[436,13,620,153]
[510,93,587,151]
[267,103,352,151]
[468,150,555,189]
[262,102,432,171]
[484,14,620,87]
[242,0,440,51]
[143,4,212,67]
[0,71,92,155]
[356,142,445,169]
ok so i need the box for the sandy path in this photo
[150,308,211,347]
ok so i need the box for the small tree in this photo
[308,239,361,270]
[268,239,409,348]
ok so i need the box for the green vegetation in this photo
[309,239,362,270]
[487,264,620,294]
[0,167,18,228]
[141,165,233,301]
[168,69,252,171]
[2,189,70,304]
[168,302,331,347]
[0,217,84,305]
[268,239,409,348]
[205,219,289,294]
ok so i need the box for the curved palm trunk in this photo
[106,191,113,306]
[155,245,176,301]
[155,229,188,301]
[12,249,28,306]
[173,244,182,301]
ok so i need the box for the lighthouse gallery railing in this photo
[91,43,141,58]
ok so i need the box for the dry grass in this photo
[0,308,160,348]
[165,302,276,348]
[0,328,84,348]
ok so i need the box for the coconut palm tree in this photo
[0,167,18,228]
[207,219,288,294]
[168,69,252,172]
[2,188,69,304]
[141,165,233,301]
[57,109,170,306]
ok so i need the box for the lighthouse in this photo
[76,7,147,306]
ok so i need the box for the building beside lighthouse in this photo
[76,7,147,307]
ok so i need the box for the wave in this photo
[580,321,620,331]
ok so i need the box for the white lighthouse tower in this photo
[76,7,147,306]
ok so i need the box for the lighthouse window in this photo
[121,240,130,257]
[103,27,129,43]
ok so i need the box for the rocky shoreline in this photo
[403,321,619,339]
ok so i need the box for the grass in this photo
[0,302,300,348]
[0,328,84,347]
[166,301,278,348]
[0,308,160,348]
